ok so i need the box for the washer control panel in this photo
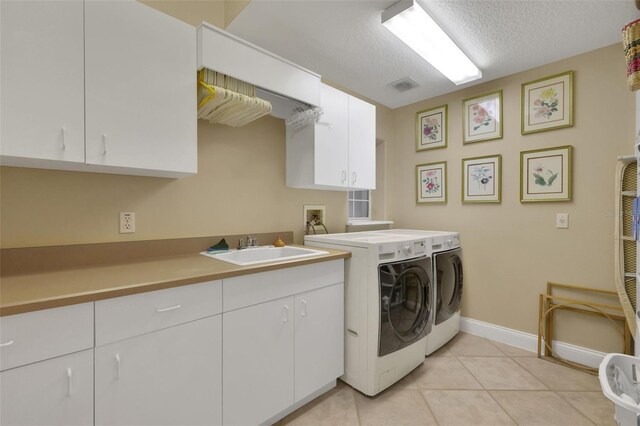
[378,239,430,261]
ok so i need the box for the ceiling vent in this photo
[387,76,420,92]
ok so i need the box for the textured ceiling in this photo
[226,0,639,109]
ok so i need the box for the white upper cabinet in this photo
[85,0,197,177]
[348,96,376,190]
[0,0,85,165]
[286,83,376,191]
[313,85,349,188]
[1,0,197,178]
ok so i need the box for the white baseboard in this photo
[460,316,608,368]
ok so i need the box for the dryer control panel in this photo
[414,240,426,255]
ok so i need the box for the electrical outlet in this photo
[120,212,135,233]
[556,213,569,229]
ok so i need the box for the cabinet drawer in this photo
[223,260,343,311]
[96,280,221,346]
[0,303,93,371]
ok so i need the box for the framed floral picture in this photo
[462,90,502,144]
[462,155,502,203]
[520,145,572,203]
[521,71,574,135]
[416,161,447,204]
[416,104,447,151]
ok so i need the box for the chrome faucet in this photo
[238,235,258,250]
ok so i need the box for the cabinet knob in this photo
[283,305,290,324]
[102,134,108,155]
[61,127,67,150]
[301,299,308,317]
[342,170,347,183]
[352,172,357,184]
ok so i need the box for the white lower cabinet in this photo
[0,349,94,426]
[294,283,344,402]
[1,261,343,426]
[223,281,344,425]
[95,315,222,426]
[223,297,295,425]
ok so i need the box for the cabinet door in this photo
[85,0,197,176]
[95,315,222,426]
[223,297,295,425]
[294,283,344,402]
[314,84,349,188]
[0,349,93,426]
[348,96,376,190]
[0,0,85,164]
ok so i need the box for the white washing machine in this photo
[304,231,434,396]
[372,230,462,355]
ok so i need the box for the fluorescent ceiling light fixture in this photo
[382,0,482,85]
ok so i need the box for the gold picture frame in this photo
[462,154,502,204]
[416,161,447,204]
[416,104,447,151]
[521,71,574,135]
[520,145,572,203]
[462,90,503,144]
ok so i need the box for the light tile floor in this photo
[278,332,615,426]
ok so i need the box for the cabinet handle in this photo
[0,340,14,348]
[102,134,107,155]
[61,127,67,150]
[283,305,290,324]
[301,299,308,317]
[115,353,121,379]
[156,304,181,313]
[66,368,73,396]
[342,170,347,183]
[352,172,357,184]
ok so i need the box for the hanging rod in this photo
[618,155,636,161]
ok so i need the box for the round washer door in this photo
[436,251,463,325]
[385,264,431,343]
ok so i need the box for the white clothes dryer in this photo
[372,230,462,355]
[304,232,434,396]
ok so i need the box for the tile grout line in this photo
[454,354,488,391]
[553,390,599,426]
[485,385,522,426]
[416,386,441,426]
[350,387,362,426]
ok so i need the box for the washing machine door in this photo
[435,248,463,325]
[378,258,432,357]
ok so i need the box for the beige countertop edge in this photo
[0,248,350,317]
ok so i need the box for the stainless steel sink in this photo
[201,246,328,266]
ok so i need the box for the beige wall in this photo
[389,44,634,352]
[0,0,630,351]
[139,0,225,28]
[138,0,249,29]
[0,118,351,247]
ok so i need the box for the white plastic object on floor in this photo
[599,353,640,425]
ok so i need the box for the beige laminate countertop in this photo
[0,245,350,317]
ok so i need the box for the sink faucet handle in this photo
[238,238,246,249]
